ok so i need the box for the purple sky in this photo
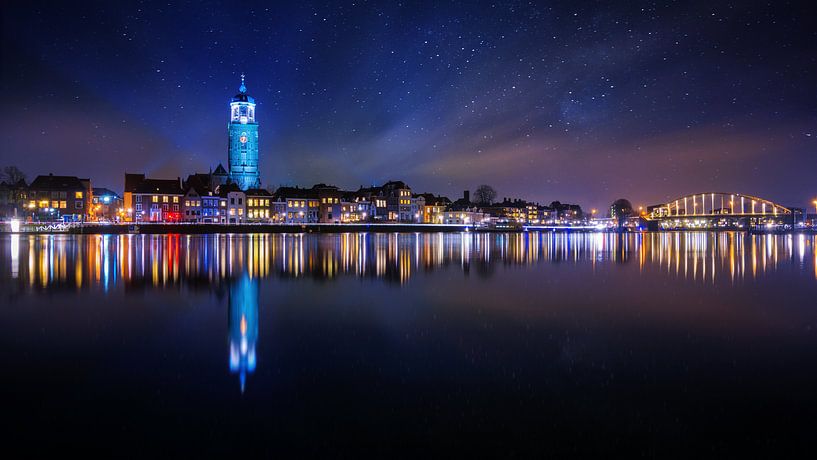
[2,1,815,211]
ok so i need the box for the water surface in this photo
[1,232,815,455]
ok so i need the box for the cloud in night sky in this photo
[1,0,815,211]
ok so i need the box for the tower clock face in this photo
[240,134,248,144]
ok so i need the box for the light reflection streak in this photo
[1,232,815,292]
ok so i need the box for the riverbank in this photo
[2,222,814,235]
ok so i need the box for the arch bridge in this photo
[646,192,794,230]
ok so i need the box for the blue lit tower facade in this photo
[227,74,261,190]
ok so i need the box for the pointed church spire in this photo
[239,73,247,94]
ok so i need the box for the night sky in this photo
[1,1,815,210]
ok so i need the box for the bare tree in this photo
[473,184,497,205]
[1,166,26,185]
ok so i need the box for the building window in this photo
[136,204,142,211]
[75,191,83,199]
[230,198,235,205]
[51,200,59,209]
[60,201,67,209]
[173,204,179,211]
[238,198,242,205]
[136,195,142,203]
[76,201,83,208]
[152,196,158,203]
[162,196,169,203]
[173,196,179,203]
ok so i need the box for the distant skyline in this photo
[2,1,815,210]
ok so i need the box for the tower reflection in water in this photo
[228,274,259,393]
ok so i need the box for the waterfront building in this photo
[26,174,92,222]
[272,186,320,224]
[227,75,261,190]
[91,187,123,221]
[271,196,287,223]
[245,188,273,222]
[311,184,344,223]
[351,186,384,221]
[182,172,227,223]
[481,199,526,224]
[550,201,585,223]
[416,193,451,224]
[123,173,184,223]
[442,209,489,225]
[218,182,246,224]
[182,187,203,223]
[382,180,416,222]
[203,194,227,223]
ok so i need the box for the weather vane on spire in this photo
[239,73,247,94]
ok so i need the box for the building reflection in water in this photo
[0,232,815,294]
[228,273,258,393]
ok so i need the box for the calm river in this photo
[1,232,815,455]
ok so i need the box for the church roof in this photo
[212,164,228,176]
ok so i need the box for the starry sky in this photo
[1,0,815,210]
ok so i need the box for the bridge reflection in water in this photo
[1,232,815,291]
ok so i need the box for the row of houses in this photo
[123,173,488,225]
[0,174,124,222]
[1,170,586,226]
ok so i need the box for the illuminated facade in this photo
[123,173,184,223]
[26,174,92,222]
[227,74,261,191]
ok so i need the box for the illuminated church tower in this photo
[227,74,261,190]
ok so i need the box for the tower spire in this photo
[239,73,247,94]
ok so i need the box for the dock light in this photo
[10,219,21,233]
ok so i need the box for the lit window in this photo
[60,201,67,209]
[163,196,169,203]
[152,196,158,203]
[75,191,83,199]
[173,196,179,203]
[52,201,59,208]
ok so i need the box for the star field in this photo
[1,0,815,210]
